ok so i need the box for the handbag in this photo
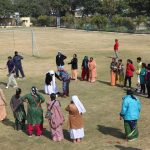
[45,100,56,119]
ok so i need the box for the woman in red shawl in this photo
[88,57,97,83]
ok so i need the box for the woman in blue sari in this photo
[120,90,141,141]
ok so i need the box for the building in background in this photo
[20,17,32,27]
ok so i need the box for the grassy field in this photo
[0,28,150,150]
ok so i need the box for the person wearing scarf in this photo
[65,95,86,143]
[120,90,141,141]
[47,93,64,142]
[10,88,26,130]
[44,70,61,95]
[21,87,45,136]
[110,57,118,86]
[81,56,89,81]
[88,57,97,83]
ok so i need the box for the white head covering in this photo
[72,95,86,114]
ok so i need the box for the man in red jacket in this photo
[114,39,119,58]
[124,59,135,88]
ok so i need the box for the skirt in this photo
[70,128,84,139]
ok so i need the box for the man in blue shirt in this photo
[13,51,25,79]
[120,90,141,141]
[6,56,18,89]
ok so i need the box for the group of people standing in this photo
[0,86,86,143]
[56,52,97,82]
[110,56,150,98]
[45,52,97,98]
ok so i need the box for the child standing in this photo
[114,39,119,58]
[140,63,146,94]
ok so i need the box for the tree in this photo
[0,0,13,16]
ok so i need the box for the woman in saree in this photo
[88,57,97,83]
[120,90,141,141]
[110,57,118,86]
[47,93,64,142]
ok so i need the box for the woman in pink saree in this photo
[88,57,97,83]
[47,93,64,142]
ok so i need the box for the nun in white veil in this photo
[65,95,86,143]
[44,70,60,95]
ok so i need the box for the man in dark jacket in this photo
[13,51,25,79]
[56,52,67,70]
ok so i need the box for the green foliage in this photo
[37,15,50,26]
[49,16,57,26]
[112,15,135,31]
[91,16,108,30]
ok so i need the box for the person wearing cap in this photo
[13,51,25,79]
[65,95,86,143]
[145,64,150,98]
[44,70,61,95]
[0,88,7,121]
[46,93,64,142]
[120,90,141,141]
[10,88,26,130]
[56,52,67,70]
[6,56,18,89]
[21,87,45,136]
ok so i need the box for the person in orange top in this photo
[65,95,86,143]
[0,88,7,121]
[88,57,97,83]
[114,39,119,58]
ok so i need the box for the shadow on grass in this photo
[0,82,7,86]
[123,88,148,98]
[2,118,15,129]
[97,80,110,86]
[97,125,124,139]
[42,128,71,142]
[63,129,71,142]
[115,145,142,150]
[38,89,46,95]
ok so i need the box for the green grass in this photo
[0,28,150,150]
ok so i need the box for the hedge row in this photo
[31,15,149,33]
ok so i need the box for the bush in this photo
[31,17,37,26]
[112,15,135,31]
[37,15,50,26]
[90,16,108,30]
[49,16,56,27]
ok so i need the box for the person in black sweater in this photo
[68,54,78,80]
[56,52,67,70]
